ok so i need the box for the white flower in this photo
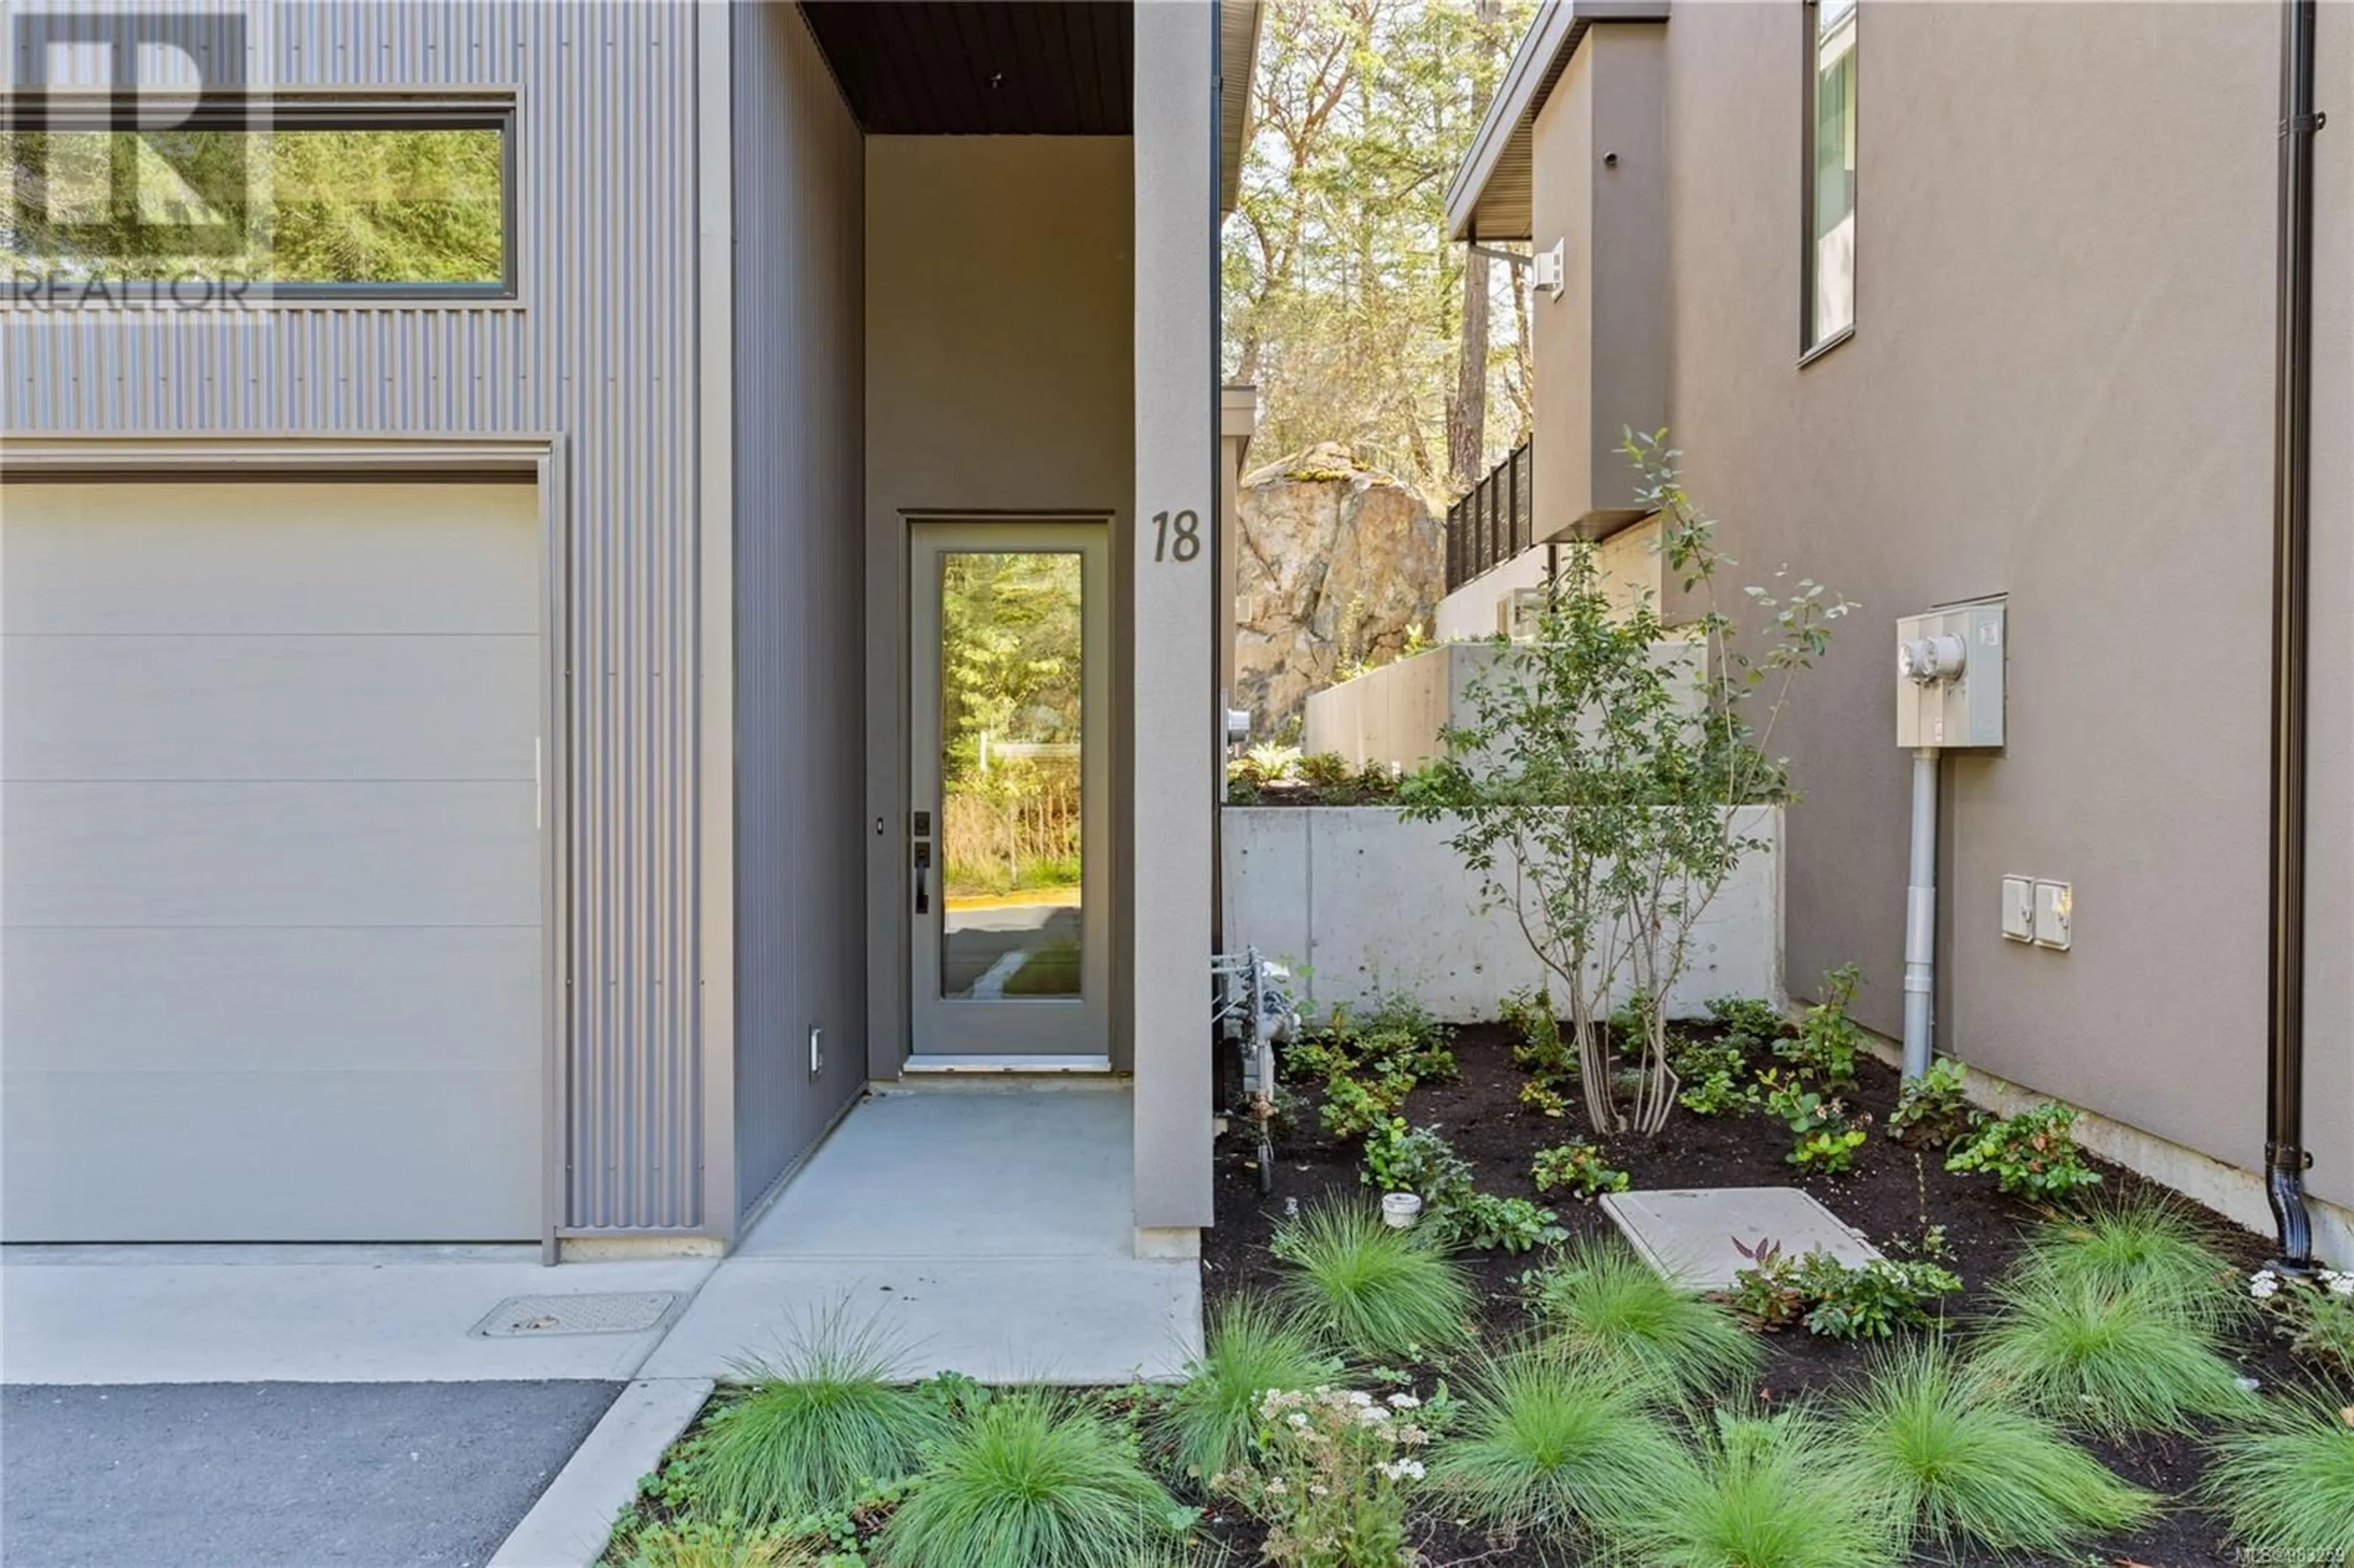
[1346,1390,1374,1407]
[1287,1411,1310,1429]
[1264,1475,1287,1494]
[2250,1269,2282,1300]
[1356,1404,1391,1425]
[1379,1458,1426,1482]
[1386,1393,1422,1410]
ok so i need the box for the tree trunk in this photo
[1449,251,1490,490]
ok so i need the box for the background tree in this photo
[1224,0,1534,499]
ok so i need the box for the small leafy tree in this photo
[1401,432,1850,1135]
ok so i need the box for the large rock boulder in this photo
[1234,443,1444,737]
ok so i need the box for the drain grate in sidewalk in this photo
[471,1292,679,1338]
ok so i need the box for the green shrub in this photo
[1703,995,1792,1049]
[1725,1243,1959,1340]
[1945,1103,2102,1201]
[1835,1341,2154,1555]
[1439,1193,1564,1255]
[2202,1386,2354,1563]
[1621,1408,1896,1568]
[1748,1069,1865,1174]
[1526,1238,1760,1401]
[1358,1120,1471,1209]
[1431,1349,1679,1536]
[684,1308,946,1525]
[1886,1057,1970,1148]
[2250,1265,2354,1376]
[1531,1139,1631,1201]
[875,1393,1188,1568]
[2013,1194,2241,1326]
[1317,1068,1412,1141]
[1502,988,1574,1083]
[1773,967,1862,1090]
[1272,1198,1474,1360]
[1158,1295,1339,1485]
[1971,1274,2258,1438]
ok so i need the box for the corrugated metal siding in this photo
[729,2,868,1217]
[3,1,706,1231]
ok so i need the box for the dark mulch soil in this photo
[1200,1025,2308,1568]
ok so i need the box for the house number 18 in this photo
[1151,509,1202,563]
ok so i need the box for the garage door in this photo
[2,481,545,1241]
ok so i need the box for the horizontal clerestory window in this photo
[3,99,513,299]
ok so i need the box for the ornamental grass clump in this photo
[1271,1198,1474,1361]
[874,1392,1187,1568]
[1430,1347,1680,1537]
[1157,1294,1339,1486]
[685,1306,946,1525]
[1217,1385,1432,1568]
[2012,1193,2242,1327]
[1525,1237,1760,1401]
[1971,1273,2257,1439]
[1834,1341,2155,1556]
[2201,1385,2354,1562]
[1621,1407,1897,1568]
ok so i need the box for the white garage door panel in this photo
[4,927,541,1075]
[1,481,544,1243]
[2,484,538,635]
[4,634,538,781]
[4,782,539,929]
[3,1069,542,1241]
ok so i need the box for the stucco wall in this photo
[1642,2,2338,1198]
[861,137,1137,1075]
[2304,2,2352,1211]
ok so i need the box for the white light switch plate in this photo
[2000,876,2035,942]
[2033,880,2073,950]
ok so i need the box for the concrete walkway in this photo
[0,1085,1202,1567]
[641,1086,1202,1384]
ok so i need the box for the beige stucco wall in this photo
[1634,1,2347,1203]
[861,137,1137,1075]
[2305,1,2352,1211]
[1530,22,1668,536]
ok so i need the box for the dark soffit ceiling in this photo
[799,2,1133,135]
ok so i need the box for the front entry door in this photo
[908,522,1110,1061]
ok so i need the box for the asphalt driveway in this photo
[1,1380,622,1568]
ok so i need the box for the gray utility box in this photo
[1896,599,2006,748]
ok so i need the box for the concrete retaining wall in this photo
[1221,805,1782,1022]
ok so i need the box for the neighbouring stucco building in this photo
[1443,0,2352,1258]
[1,0,1259,1260]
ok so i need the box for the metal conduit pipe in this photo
[1900,748,1939,1081]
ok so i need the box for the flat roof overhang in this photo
[798,0,1259,212]
[1443,0,1667,242]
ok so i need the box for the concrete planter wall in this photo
[1221,805,1783,1023]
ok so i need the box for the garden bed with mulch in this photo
[1200,1023,2306,1568]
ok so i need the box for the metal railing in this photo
[1444,438,1533,593]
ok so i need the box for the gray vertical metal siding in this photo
[729,2,868,1216]
[3,1,706,1231]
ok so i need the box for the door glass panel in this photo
[937,551,1083,1000]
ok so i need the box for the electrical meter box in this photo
[1896,600,2005,748]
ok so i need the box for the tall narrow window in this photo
[1803,0,1857,353]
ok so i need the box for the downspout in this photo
[1900,748,1938,1081]
[2264,0,2322,1270]
[1209,0,1228,1109]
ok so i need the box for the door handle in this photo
[913,841,931,915]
